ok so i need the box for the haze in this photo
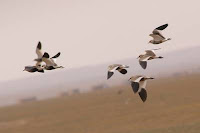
[0,0,200,81]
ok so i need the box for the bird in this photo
[23,62,45,73]
[129,75,154,102]
[137,48,163,69]
[149,24,171,44]
[107,64,129,79]
[42,52,64,70]
[34,41,43,62]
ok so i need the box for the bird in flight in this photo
[129,75,154,102]
[137,48,163,69]
[107,64,129,79]
[149,24,171,44]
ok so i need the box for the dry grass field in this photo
[0,74,200,133]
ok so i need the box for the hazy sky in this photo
[0,0,200,81]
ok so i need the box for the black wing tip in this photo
[156,23,168,30]
[51,52,61,59]
[139,88,147,102]
[119,69,127,74]
[37,41,42,49]
[139,61,147,69]
[107,72,114,79]
[38,69,44,73]
[131,82,139,93]
[42,52,50,58]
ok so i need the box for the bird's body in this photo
[149,24,171,44]
[129,75,154,102]
[107,64,129,79]
[42,52,64,70]
[138,48,163,69]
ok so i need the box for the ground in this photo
[0,74,200,133]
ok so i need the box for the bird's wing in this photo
[130,76,144,93]
[139,61,147,69]
[131,82,139,93]
[118,69,127,74]
[138,80,147,102]
[139,80,147,89]
[155,24,168,30]
[145,50,156,56]
[108,65,120,72]
[150,34,165,41]
[107,71,114,79]
[138,88,147,102]
[36,42,43,58]
[152,29,166,39]
[51,52,61,59]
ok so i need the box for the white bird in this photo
[107,64,129,79]
[129,75,154,102]
[137,48,163,69]
[42,52,64,70]
[23,62,45,73]
[149,24,171,44]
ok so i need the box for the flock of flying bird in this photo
[24,42,64,73]
[24,23,171,102]
[107,24,171,102]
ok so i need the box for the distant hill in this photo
[0,46,199,106]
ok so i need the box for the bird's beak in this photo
[150,77,154,79]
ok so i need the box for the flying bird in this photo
[149,24,171,44]
[42,52,64,70]
[137,48,163,69]
[129,75,154,102]
[107,64,129,79]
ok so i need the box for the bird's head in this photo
[137,55,142,59]
[128,77,133,81]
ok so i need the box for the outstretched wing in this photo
[118,69,127,74]
[107,71,114,79]
[155,24,168,30]
[139,88,147,102]
[131,82,139,93]
[51,52,61,59]
[139,61,147,69]
[145,48,161,57]
[36,41,43,58]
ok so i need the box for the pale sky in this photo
[0,0,200,81]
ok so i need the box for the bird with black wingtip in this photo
[149,24,171,44]
[107,64,129,79]
[137,48,163,69]
[129,75,154,102]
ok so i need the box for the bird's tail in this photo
[167,38,171,41]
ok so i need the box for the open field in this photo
[0,74,200,133]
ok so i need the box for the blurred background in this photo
[0,0,200,133]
